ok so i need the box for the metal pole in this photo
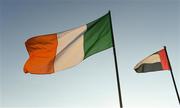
[109,10,123,108]
[164,46,180,105]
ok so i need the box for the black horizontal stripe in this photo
[135,62,163,73]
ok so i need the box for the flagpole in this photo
[109,10,123,108]
[164,46,180,105]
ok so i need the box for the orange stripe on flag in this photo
[158,49,170,70]
[24,33,58,74]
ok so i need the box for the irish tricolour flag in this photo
[24,13,113,74]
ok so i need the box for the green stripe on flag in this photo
[84,13,113,59]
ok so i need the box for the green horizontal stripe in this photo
[83,13,113,59]
[135,62,163,73]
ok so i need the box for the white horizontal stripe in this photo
[134,54,161,69]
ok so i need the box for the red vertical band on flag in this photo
[158,49,170,70]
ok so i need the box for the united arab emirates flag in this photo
[134,48,170,73]
[24,13,113,74]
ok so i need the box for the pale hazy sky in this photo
[1,0,180,108]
